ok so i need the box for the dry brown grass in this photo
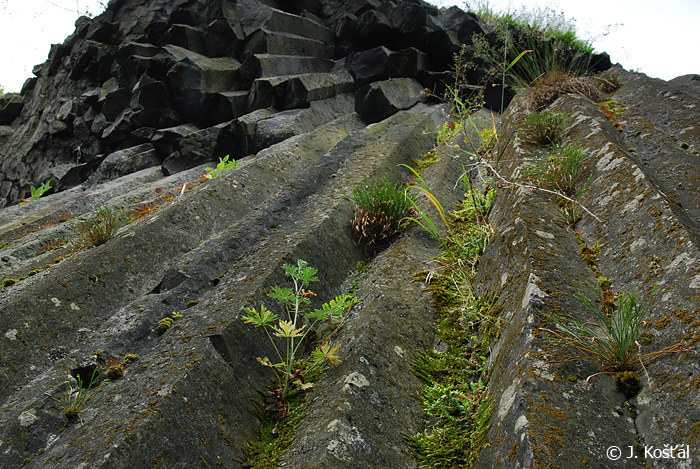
[523,70,603,109]
[349,205,417,254]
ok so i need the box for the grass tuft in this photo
[72,206,131,247]
[518,110,570,147]
[522,143,588,197]
[540,284,694,396]
[348,178,417,253]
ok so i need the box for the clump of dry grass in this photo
[349,204,417,254]
[348,178,417,254]
[523,70,604,109]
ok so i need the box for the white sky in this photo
[0,0,698,92]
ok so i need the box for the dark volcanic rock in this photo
[355,77,425,123]
[3,1,687,469]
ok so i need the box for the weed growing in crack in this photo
[241,260,357,401]
[72,205,131,247]
[204,154,240,179]
[593,68,623,93]
[19,181,52,206]
[241,260,359,467]
[406,169,501,467]
[456,171,497,225]
[34,366,114,428]
[522,143,588,197]
[523,70,604,110]
[348,178,417,254]
[408,347,494,468]
[518,109,570,147]
[557,176,591,227]
[540,284,695,397]
[400,165,450,244]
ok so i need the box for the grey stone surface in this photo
[4,1,684,468]
[355,77,425,123]
[474,90,700,468]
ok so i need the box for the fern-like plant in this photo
[241,260,358,401]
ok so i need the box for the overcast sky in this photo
[0,0,698,92]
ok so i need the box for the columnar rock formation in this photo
[1,0,698,468]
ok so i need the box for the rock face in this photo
[0,0,697,468]
[0,0,486,208]
[474,71,700,468]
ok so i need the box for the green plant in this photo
[540,284,693,396]
[19,181,52,206]
[406,161,500,467]
[456,171,497,226]
[348,177,417,252]
[73,206,131,247]
[241,260,357,400]
[408,348,494,468]
[597,99,628,130]
[400,164,451,243]
[105,364,124,380]
[557,176,591,226]
[158,318,172,333]
[522,143,588,197]
[593,69,622,92]
[518,110,570,146]
[3,278,18,288]
[35,366,114,425]
[205,155,240,179]
[12,429,33,467]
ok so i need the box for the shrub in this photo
[73,206,131,247]
[349,178,417,252]
[518,110,570,146]
[522,143,588,197]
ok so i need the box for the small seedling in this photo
[20,181,52,206]
[34,366,114,426]
[205,155,240,179]
[105,357,124,380]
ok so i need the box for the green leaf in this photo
[285,259,319,285]
[273,320,306,338]
[320,343,342,366]
[307,294,358,320]
[240,304,278,327]
[505,49,532,72]
[268,286,295,304]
